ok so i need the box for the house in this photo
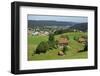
[32,31,49,36]
[58,35,68,45]
[44,31,49,35]
[58,51,64,56]
[78,37,86,43]
[58,35,68,49]
[32,32,39,36]
[73,29,77,32]
[37,31,49,36]
[58,37,68,45]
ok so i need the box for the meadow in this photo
[28,32,88,61]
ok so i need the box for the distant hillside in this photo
[69,23,88,32]
[28,20,77,28]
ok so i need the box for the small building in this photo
[32,32,39,36]
[73,29,77,32]
[78,37,86,43]
[38,31,49,36]
[58,37,68,45]
[44,31,49,35]
[58,51,64,56]
[58,35,68,49]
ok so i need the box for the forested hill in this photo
[28,20,77,27]
[69,23,88,32]
[28,20,87,32]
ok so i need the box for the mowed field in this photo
[28,32,88,61]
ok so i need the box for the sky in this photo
[28,15,88,23]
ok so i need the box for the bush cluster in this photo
[34,33,58,54]
[35,41,49,54]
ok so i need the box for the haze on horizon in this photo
[28,15,88,23]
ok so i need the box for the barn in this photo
[78,37,86,43]
[58,35,68,49]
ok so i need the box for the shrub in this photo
[55,40,58,48]
[62,46,68,54]
[54,29,73,35]
[48,41,57,49]
[35,41,49,54]
[58,51,64,56]
[66,35,69,40]
[48,33,58,49]
[48,33,54,41]
[81,35,88,40]
[83,42,88,51]
[74,36,79,41]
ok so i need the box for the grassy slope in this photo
[28,32,87,61]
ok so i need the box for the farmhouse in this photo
[44,31,49,35]
[78,37,86,43]
[39,31,49,36]
[32,31,49,36]
[32,32,39,36]
[58,36,68,46]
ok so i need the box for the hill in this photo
[28,20,77,29]
[69,23,88,32]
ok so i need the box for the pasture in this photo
[28,32,88,61]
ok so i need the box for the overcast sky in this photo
[28,15,88,23]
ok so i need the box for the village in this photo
[28,27,83,36]
[28,27,56,36]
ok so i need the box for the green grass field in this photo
[28,32,88,61]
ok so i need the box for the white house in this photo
[44,31,49,35]
[32,32,39,36]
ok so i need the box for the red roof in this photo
[58,36,68,44]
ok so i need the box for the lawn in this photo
[28,32,88,61]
